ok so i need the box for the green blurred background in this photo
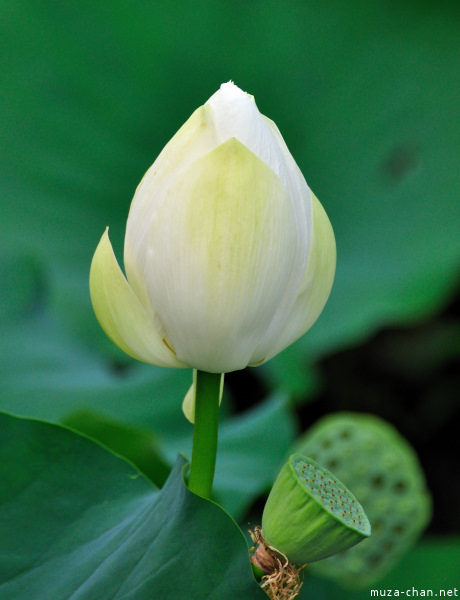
[1,0,459,596]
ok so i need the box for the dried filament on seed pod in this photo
[250,526,305,600]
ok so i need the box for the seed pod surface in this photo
[262,455,370,564]
[295,413,432,586]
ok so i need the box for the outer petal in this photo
[139,138,298,373]
[255,193,336,364]
[90,229,188,368]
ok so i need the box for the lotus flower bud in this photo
[260,455,371,564]
[90,82,336,373]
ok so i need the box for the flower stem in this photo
[188,370,223,498]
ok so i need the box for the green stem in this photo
[188,370,223,498]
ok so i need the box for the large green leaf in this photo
[0,412,266,600]
[0,338,296,519]
[63,393,298,520]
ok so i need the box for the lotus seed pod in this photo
[294,413,432,587]
[261,455,370,564]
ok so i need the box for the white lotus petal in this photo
[255,192,336,364]
[139,138,297,372]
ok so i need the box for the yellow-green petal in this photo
[296,192,337,334]
[182,371,225,423]
[90,228,188,369]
